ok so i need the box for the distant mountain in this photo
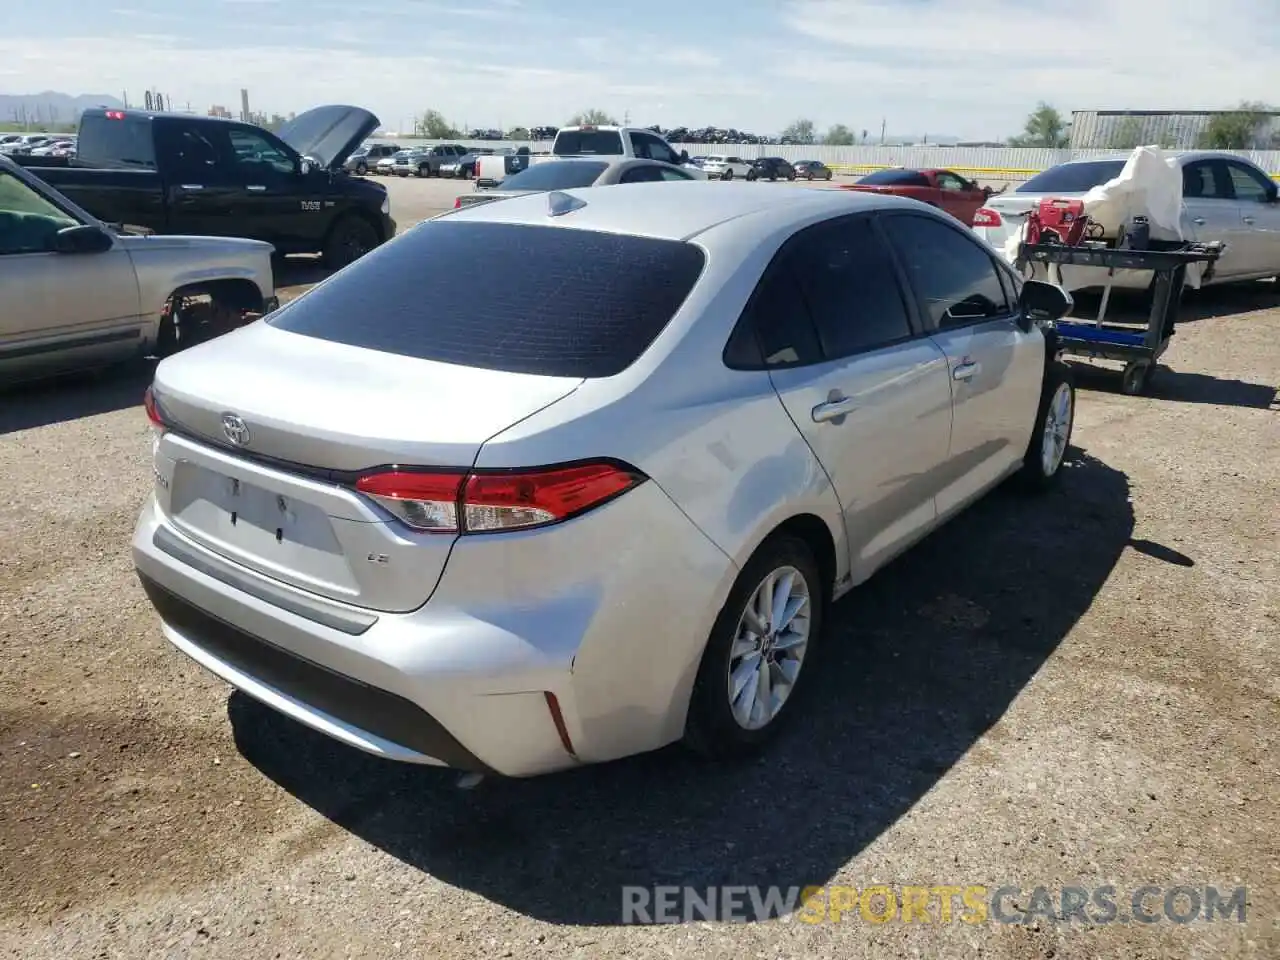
[0,91,124,126]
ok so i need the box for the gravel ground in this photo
[0,189,1276,959]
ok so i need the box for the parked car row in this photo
[345,142,512,179]
[689,155,834,182]
[0,132,77,157]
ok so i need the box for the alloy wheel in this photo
[1041,381,1073,476]
[726,565,811,730]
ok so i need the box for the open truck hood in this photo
[276,105,380,171]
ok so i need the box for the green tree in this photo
[506,126,530,140]
[416,109,459,139]
[1008,102,1070,148]
[568,108,617,126]
[1198,102,1273,149]
[781,118,816,143]
[824,124,855,146]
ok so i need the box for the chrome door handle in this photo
[247,184,266,192]
[1192,217,1206,225]
[1242,216,1255,225]
[952,361,981,381]
[812,395,857,423]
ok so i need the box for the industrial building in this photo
[1070,109,1280,150]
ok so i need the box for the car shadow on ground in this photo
[1072,363,1278,409]
[230,446,1135,926]
[0,363,153,436]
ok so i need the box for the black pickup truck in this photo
[14,105,395,269]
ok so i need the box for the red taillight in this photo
[972,207,1003,228]
[105,110,126,120]
[354,461,645,534]
[454,196,462,208]
[143,386,165,427]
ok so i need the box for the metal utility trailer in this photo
[1017,241,1223,395]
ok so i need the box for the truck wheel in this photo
[355,162,367,176]
[323,216,379,271]
[1017,361,1075,491]
[722,170,733,181]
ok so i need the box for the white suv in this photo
[701,155,754,181]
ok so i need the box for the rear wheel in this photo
[746,170,758,182]
[722,170,733,181]
[684,534,824,758]
[355,162,368,176]
[323,215,379,271]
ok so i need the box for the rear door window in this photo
[787,215,915,357]
[267,221,706,378]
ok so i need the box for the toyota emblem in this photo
[221,413,251,446]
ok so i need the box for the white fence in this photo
[390,139,1280,180]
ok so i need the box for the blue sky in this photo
[2,0,1277,138]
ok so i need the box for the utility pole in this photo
[880,117,886,145]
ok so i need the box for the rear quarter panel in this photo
[474,211,850,584]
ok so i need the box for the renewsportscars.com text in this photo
[621,884,1248,925]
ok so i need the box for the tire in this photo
[355,162,368,176]
[322,215,379,271]
[1121,360,1153,396]
[684,534,824,759]
[722,170,733,181]
[746,171,758,182]
[1017,361,1076,491]
[787,172,796,181]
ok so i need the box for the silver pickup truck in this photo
[1,155,277,385]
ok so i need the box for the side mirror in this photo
[52,224,114,254]
[1019,279,1073,328]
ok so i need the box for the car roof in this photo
[443,180,924,241]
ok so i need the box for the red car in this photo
[841,168,1002,226]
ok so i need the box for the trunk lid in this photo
[276,105,380,171]
[150,322,582,612]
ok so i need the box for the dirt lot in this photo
[0,184,1276,959]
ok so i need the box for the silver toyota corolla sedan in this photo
[133,182,1077,779]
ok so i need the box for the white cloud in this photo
[2,0,1277,137]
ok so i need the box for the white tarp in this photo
[1003,146,1201,291]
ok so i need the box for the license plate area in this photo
[168,461,359,596]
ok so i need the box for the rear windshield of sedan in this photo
[266,221,706,378]
[1017,160,1126,193]
[554,130,625,155]
[499,160,609,191]
[857,169,930,186]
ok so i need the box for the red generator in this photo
[1026,197,1088,245]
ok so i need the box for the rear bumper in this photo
[131,478,735,777]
